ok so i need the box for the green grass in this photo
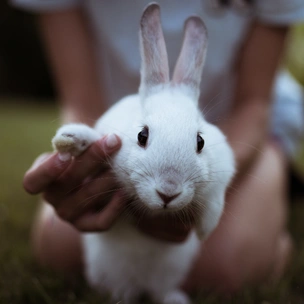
[1,100,304,303]
[287,24,304,86]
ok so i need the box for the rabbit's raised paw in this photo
[52,123,99,161]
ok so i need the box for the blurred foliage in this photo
[287,24,304,86]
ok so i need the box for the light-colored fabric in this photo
[11,0,304,156]
[271,71,304,156]
[10,0,80,12]
[255,0,304,24]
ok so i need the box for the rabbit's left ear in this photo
[172,17,208,100]
[139,3,169,97]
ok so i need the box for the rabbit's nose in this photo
[156,191,181,205]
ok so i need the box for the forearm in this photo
[221,100,270,180]
[39,9,107,126]
[223,22,288,179]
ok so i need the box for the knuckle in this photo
[91,138,117,160]
[98,220,112,232]
[44,155,71,180]
[57,168,78,184]
[89,141,105,159]
[45,162,64,179]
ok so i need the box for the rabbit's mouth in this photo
[130,178,195,211]
[126,192,193,214]
[125,200,196,225]
[138,195,195,215]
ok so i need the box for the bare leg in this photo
[32,203,83,274]
[183,143,292,293]
[31,143,291,292]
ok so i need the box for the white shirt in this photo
[11,0,304,155]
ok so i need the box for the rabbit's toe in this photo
[52,132,85,157]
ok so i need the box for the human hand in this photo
[23,134,126,232]
[24,133,194,240]
[134,210,195,243]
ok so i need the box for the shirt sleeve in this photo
[255,0,304,25]
[10,0,81,12]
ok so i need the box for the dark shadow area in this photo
[0,1,54,100]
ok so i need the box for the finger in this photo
[73,191,126,232]
[45,170,117,219]
[23,153,72,194]
[139,225,190,243]
[31,152,53,170]
[137,216,193,243]
[57,134,121,187]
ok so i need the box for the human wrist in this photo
[220,102,269,179]
[60,104,107,126]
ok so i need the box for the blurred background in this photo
[0,2,54,98]
[1,1,304,303]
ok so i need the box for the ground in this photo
[0,100,304,304]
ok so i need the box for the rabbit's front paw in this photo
[160,290,191,304]
[52,123,100,160]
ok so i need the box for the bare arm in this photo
[39,8,107,125]
[222,22,289,180]
[24,9,124,232]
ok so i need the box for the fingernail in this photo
[105,134,119,149]
[58,152,71,162]
[54,153,72,168]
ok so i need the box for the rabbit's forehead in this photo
[143,88,198,111]
[144,104,202,139]
[148,114,198,137]
[144,118,201,164]
[140,89,205,149]
[143,92,201,127]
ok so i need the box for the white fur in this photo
[52,88,235,304]
[52,123,100,160]
[52,4,235,304]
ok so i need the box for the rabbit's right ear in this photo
[139,3,169,98]
[172,17,208,100]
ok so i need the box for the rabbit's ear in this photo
[139,3,169,97]
[172,17,208,100]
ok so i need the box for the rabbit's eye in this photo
[197,134,204,152]
[138,126,149,147]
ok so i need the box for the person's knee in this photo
[196,143,289,293]
[31,204,83,274]
[212,230,283,293]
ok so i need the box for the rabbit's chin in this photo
[134,195,194,215]
[128,198,196,220]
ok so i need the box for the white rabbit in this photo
[52,3,235,304]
